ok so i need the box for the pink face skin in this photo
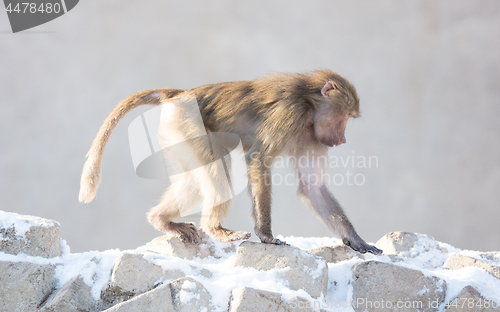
[314,111,355,147]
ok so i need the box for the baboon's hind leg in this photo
[200,200,251,242]
[147,179,202,243]
[199,133,251,243]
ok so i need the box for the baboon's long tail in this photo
[79,88,184,203]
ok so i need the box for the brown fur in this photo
[79,70,382,254]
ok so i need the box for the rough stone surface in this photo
[39,276,97,312]
[102,283,174,312]
[352,261,447,312]
[308,245,364,263]
[0,211,61,258]
[170,277,212,312]
[146,231,235,260]
[479,252,500,262]
[229,286,282,312]
[0,261,56,312]
[103,276,211,312]
[229,286,327,312]
[376,231,439,257]
[233,241,328,298]
[376,231,419,253]
[444,254,500,280]
[102,252,184,304]
[146,235,211,260]
[445,285,500,312]
[2,211,499,312]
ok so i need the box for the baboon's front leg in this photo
[296,150,382,255]
[247,153,286,245]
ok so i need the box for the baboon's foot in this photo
[167,222,200,244]
[205,226,251,243]
[342,236,382,255]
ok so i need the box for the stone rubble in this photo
[308,244,364,263]
[38,276,100,312]
[1,211,499,312]
[444,285,500,312]
[146,231,236,260]
[375,231,441,257]
[233,241,329,298]
[351,261,447,312]
[0,211,61,258]
[0,261,57,312]
[101,283,174,312]
[101,251,184,304]
[169,277,213,312]
[229,286,327,312]
[444,253,500,280]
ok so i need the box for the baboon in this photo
[79,70,382,255]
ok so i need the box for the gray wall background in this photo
[1,1,499,253]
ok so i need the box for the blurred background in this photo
[1,1,499,253]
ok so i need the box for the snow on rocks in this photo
[145,231,236,260]
[229,286,327,312]
[233,241,329,298]
[101,251,184,304]
[444,285,500,312]
[0,211,61,258]
[2,210,500,312]
[170,277,213,311]
[308,245,364,263]
[102,276,212,312]
[38,276,100,312]
[376,231,442,258]
[0,260,57,312]
[229,286,330,312]
[351,261,447,312]
[146,235,212,260]
[444,254,500,280]
[101,250,213,305]
[101,283,174,312]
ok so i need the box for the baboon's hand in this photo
[260,237,289,246]
[343,237,382,255]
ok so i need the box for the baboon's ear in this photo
[321,81,336,98]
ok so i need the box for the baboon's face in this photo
[313,109,356,147]
[315,80,359,147]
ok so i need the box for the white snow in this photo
[0,211,57,239]
[181,279,197,290]
[1,213,500,312]
[0,242,120,300]
[417,285,430,296]
[178,280,201,304]
[54,247,121,300]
